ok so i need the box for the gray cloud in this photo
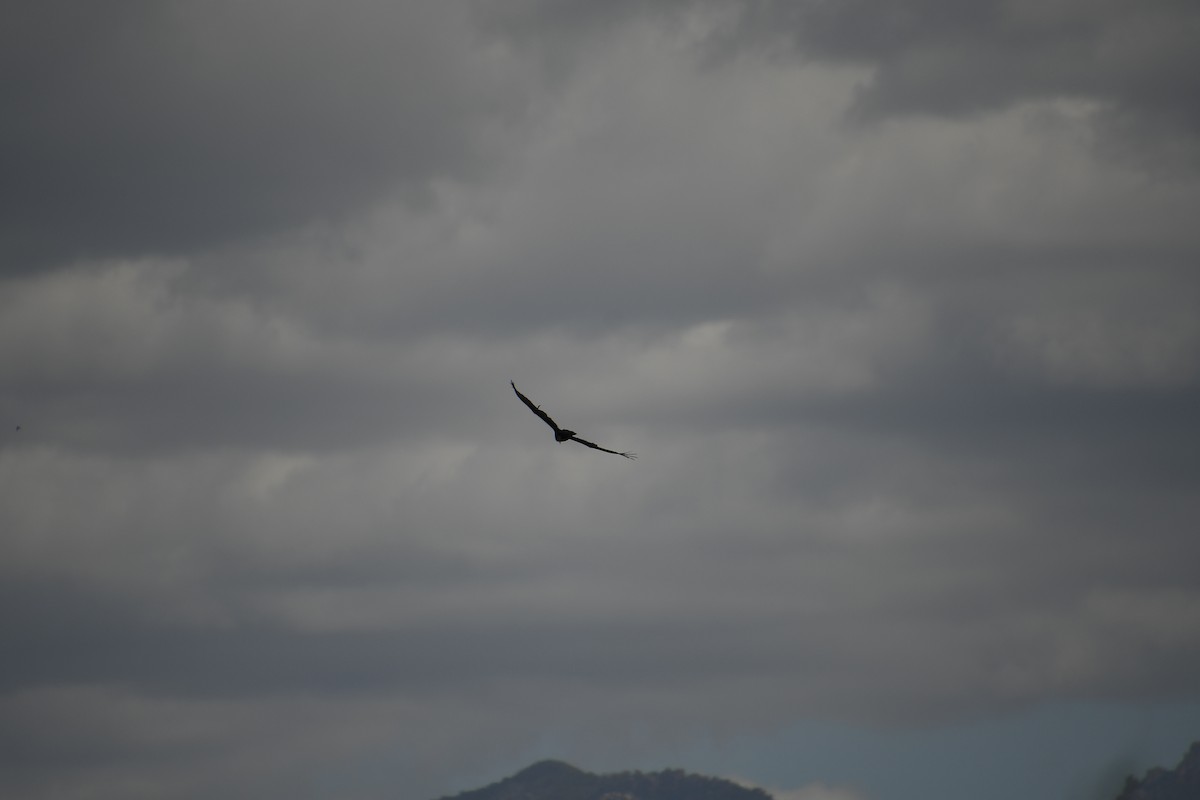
[722,0,1200,176]
[0,1,519,272]
[727,1,1200,117]
[2,3,1199,799]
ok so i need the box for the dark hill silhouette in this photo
[1115,742,1200,800]
[435,759,772,800]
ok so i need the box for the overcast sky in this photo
[2,2,1199,799]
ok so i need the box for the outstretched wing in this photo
[568,435,636,460]
[511,381,561,432]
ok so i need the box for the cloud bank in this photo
[2,2,1198,798]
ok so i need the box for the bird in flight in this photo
[511,381,636,459]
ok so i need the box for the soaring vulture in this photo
[511,381,636,459]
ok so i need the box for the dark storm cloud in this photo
[0,576,826,699]
[728,0,1200,168]
[726,1,1199,114]
[4,3,1200,799]
[498,0,1200,166]
[0,1,514,272]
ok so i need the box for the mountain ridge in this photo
[1115,742,1200,800]
[435,759,772,800]
[436,741,1200,800]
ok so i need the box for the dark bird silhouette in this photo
[511,381,636,459]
